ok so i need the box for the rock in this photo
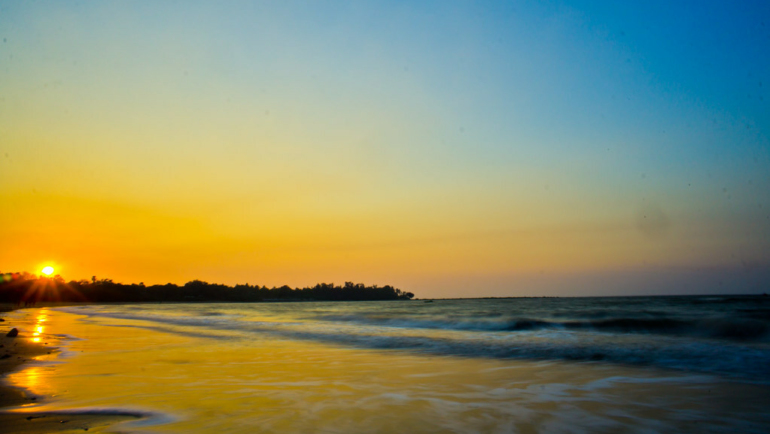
[6,328,18,337]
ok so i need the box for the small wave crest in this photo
[270,328,770,381]
[315,314,770,342]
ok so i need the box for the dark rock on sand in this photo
[5,328,18,338]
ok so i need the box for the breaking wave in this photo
[58,298,770,381]
[313,314,770,342]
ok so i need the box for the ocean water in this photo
[4,296,770,433]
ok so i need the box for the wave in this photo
[56,306,770,381]
[62,306,770,343]
[314,314,770,341]
[563,318,770,341]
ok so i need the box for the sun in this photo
[41,266,55,276]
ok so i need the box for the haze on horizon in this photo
[1,1,769,298]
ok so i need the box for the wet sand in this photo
[0,308,136,433]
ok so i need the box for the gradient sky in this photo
[1,1,769,297]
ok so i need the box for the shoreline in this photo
[0,307,138,433]
[1,300,769,432]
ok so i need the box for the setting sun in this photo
[1,3,769,434]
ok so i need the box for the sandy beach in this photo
[0,307,136,433]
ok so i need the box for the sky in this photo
[1,0,769,297]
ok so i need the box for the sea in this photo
[4,295,770,433]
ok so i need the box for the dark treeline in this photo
[0,272,415,304]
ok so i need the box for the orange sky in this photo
[2,2,768,296]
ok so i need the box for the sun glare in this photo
[41,266,54,276]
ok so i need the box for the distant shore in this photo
[0,274,415,305]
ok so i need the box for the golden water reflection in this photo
[30,311,48,344]
[10,309,57,399]
[16,366,42,390]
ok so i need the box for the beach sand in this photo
[0,308,136,433]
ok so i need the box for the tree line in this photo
[0,272,415,304]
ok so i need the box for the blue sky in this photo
[1,1,768,296]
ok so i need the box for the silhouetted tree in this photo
[0,271,415,303]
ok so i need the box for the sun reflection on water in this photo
[29,311,48,344]
[10,309,59,398]
[17,366,42,390]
